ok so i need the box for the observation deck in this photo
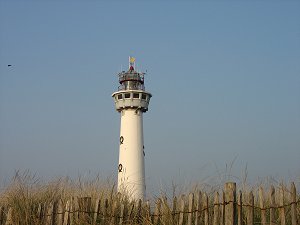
[112,64,151,112]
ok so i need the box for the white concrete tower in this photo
[112,57,152,200]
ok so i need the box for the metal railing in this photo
[118,72,145,84]
[118,84,145,91]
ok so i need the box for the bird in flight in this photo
[8,65,12,67]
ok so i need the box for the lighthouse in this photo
[112,57,152,200]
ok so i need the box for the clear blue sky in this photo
[0,1,299,193]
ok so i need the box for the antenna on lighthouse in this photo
[112,57,152,200]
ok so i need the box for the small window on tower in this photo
[133,93,140,99]
[124,93,131,98]
[141,94,147,100]
[117,94,123,99]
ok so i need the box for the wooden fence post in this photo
[127,202,135,223]
[279,185,286,225]
[63,200,70,225]
[69,197,75,225]
[246,191,254,225]
[172,196,178,224]
[204,193,209,225]
[97,198,104,225]
[224,182,237,225]
[109,199,117,225]
[119,202,125,225]
[237,191,242,225]
[213,192,220,225]
[144,200,151,225]
[194,191,202,225]
[259,187,266,225]
[161,197,168,223]
[56,199,64,225]
[187,193,194,225]
[136,199,142,224]
[73,197,79,224]
[153,198,161,225]
[269,185,276,225]
[37,203,43,222]
[92,198,100,225]
[45,202,54,225]
[0,206,5,225]
[4,208,13,225]
[178,195,185,225]
[290,182,297,225]
[221,191,225,225]
[103,198,109,225]
[78,197,92,223]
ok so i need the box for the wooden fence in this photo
[0,182,299,225]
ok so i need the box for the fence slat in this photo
[97,198,104,225]
[290,182,297,225]
[63,200,70,225]
[136,199,142,224]
[187,193,194,225]
[237,191,242,225]
[119,202,124,225]
[213,192,220,225]
[153,198,161,225]
[45,202,54,225]
[78,197,91,223]
[178,195,185,225]
[104,198,109,225]
[0,206,5,225]
[144,200,151,224]
[141,201,152,225]
[56,199,64,225]
[269,185,276,225]
[161,197,167,223]
[224,182,237,225]
[4,208,12,225]
[37,203,42,222]
[172,196,178,224]
[246,191,254,225]
[221,191,225,225]
[73,197,79,224]
[259,187,266,225]
[194,191,202,225]
[204,193,209,225]
[0,207,2,225]
[279,185,286,225]
[69,198,74,225]
[92,198,100,225]
[109,199,117,225]
[130,202,136,223]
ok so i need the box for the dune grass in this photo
[0,171,299,225]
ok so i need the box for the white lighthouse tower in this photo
[112,57,152,200]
